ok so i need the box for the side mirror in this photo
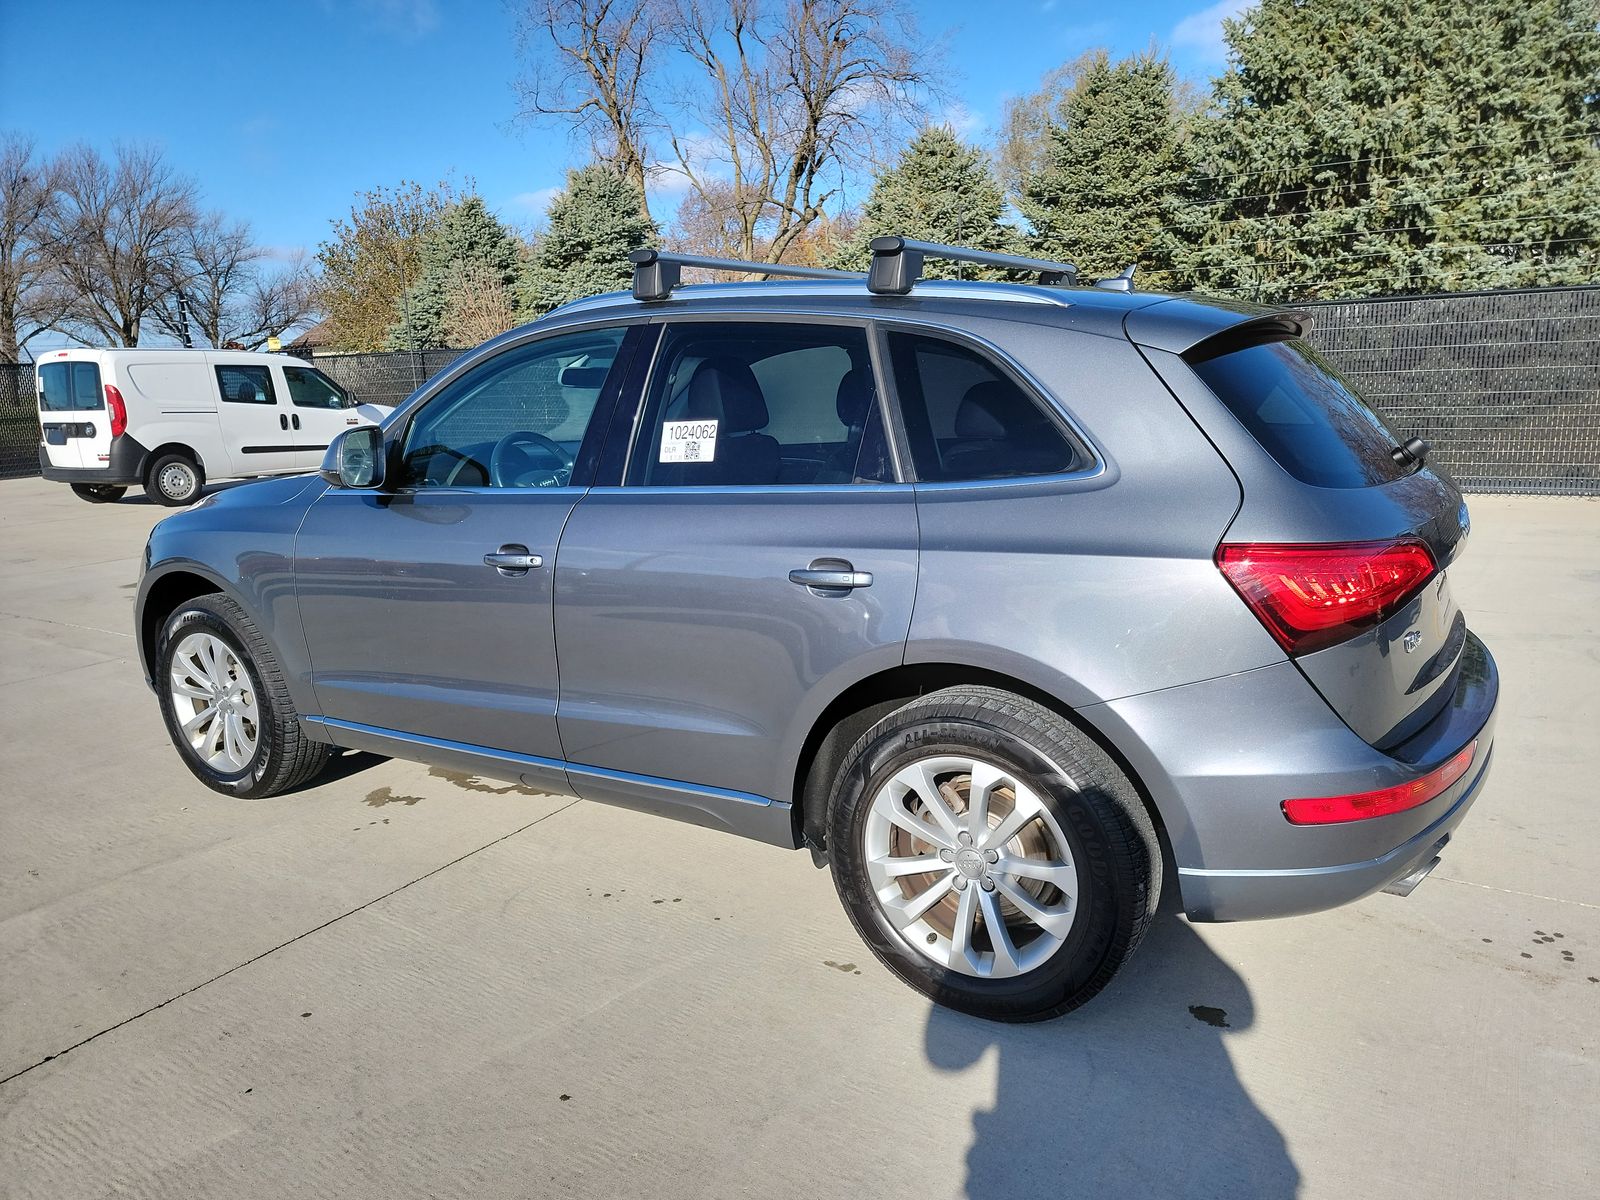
[320,426,386,489]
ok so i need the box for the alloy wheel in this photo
[168,632,259,772]
[862,755,1080,979]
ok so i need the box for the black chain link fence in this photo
[5,284,1598,493]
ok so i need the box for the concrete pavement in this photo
[0,476,1595,1199]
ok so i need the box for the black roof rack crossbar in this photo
[867,236,1078,295]
[628,247,862,301]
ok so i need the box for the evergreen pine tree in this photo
[834,126,1019,279]
[387,196,523,349]
[1017,51,1188,288]
[1170,0,1600,300]
[518,167,657,319]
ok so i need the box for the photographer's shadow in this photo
[925,914,1299,1199]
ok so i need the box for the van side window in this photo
[886,332,1085,482]
[39,362,103,411]
[284,365,349,410]
[216,365,277,405]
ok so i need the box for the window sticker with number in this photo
[660,419,718,463]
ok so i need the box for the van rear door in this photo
[37,356,106,472]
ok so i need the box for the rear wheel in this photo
[70,483,127,503]
[827,685,1161,1022]
[155,593,332,798]
[145,453,204,506]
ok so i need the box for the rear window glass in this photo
[39,362,103,411]
[886,332,1086,482]
[1190,340,1409,488]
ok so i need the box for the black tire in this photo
[155,593,333,798]
[145,452,204,506]
[70,483,128,503]
[827,685,1161,1022]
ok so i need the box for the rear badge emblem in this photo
[1403,629,1423,653]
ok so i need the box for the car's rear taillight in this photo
[1216,539,1437,656]
[1283,741,1476,825]
[104,383,128,439]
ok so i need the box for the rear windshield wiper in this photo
[1390,437,1431,467]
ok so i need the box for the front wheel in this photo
[145,453,204,506]
[827,686,1161,1022]
[155,593,332,798]
[70,483,128,503]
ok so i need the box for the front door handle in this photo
[291,413,301,430]
[279,413,289,430]
[484,544,544,576]
[789,560,873,593]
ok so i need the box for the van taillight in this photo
[1216,539,1437,656]
[104,384,127,438]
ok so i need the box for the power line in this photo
[1156,204,1600,251]
[1179,130,1599,188]
[1180,235,1598,276]
[1172,155,1594,211]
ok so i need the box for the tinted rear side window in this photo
[39,362,103,411]
[1190,340,1409,488]
[886,332,1084,482]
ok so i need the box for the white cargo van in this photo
[36,348,389,505]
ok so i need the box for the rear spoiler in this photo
[1124,298,1313,360]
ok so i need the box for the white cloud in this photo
[1171,0,1252,65]
[940,103,986,139]
[509,186,563,215]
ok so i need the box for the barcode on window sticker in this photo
[659,419,718,463]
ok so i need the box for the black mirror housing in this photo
[320,426,386,489]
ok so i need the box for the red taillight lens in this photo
[104,383,128,439]
[1217,539,1437,656]
[1283,742,1476,825]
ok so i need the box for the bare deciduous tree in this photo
[51,144,199,347]
[151,214,316,349]
[515,0,659,219]
[665,0,936,263]
[0,135,68,362]
[442,260,518,346]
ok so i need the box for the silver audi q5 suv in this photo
[135,239,1498,1021]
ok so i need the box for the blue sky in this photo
[1,0,1246,259]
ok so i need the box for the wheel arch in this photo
[143,442,207,480]
[790,661,1177,886]
[136,565,230,684]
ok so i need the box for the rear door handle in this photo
[279,413,289,430]
[484,544,544,576]
[291,413,301,430]
[789,562,873,592]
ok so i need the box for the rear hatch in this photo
[37,355,111,471]
[1174,328,1470,749]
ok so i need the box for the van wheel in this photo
[155,593,333,798]
[146,454,204,506]
[70,483,128,503]
[827,685,1161,1022]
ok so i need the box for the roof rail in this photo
[867,236,1078,295]
[628,248,862,301]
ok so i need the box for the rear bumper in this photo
[1176,744,1492,920]
[1083,631,1499,922]
[37,435,150,485]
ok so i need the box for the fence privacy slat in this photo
[4,285,1598,494]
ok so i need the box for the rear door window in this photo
[39,362,103,411]
[216,365,278,405]
[885,332,1085,482]
[1189,339,1409,488]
